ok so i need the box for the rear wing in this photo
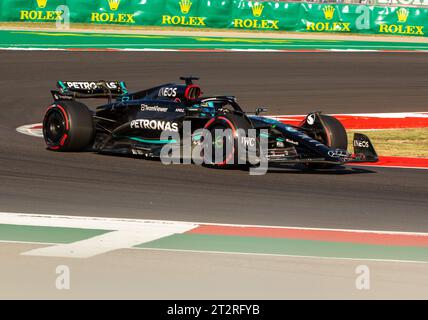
[51,80,127,102]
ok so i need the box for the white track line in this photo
[3,47,428,53]
[135,247,428,265]
[16,124,43,138]
[23,229,192,259]
[0,212,197,258]
[349,164,428,170]
[1,211,428,238]
[1,212,428,261]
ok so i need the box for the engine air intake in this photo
[185,85,201,100]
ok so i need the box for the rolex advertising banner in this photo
[0,0,427,37]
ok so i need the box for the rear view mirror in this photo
[255,107,268,115]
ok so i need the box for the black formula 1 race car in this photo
[42,77,378,168]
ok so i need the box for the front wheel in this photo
[306,114,348,169]
[319,114,348,150]
[43,101,94,151]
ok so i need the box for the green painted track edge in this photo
[1,30,428,51]
[136,233,428,262]
[0,224,112,244]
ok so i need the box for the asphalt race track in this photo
[1,51,428,232]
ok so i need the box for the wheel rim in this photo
[210,125,234,165]
[44,109,66,145]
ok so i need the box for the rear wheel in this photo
[202,123,237,167]
[202,114,255,168]
[43,101,94,151]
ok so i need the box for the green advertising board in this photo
[0,0,426,37]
